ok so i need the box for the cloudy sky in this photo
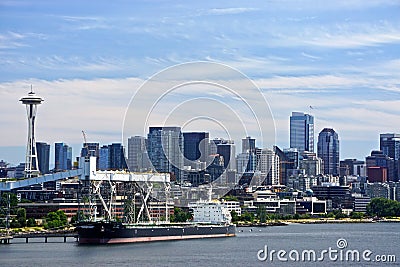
[1,0,399,166]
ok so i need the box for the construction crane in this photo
[82,130,89,158]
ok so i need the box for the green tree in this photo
[240,211,254,222]
[44,210,68,229]
[10,218,21,228]
[172,207,191,223]
[327,212,335,218]
[230,210,240,222]
[334,211,347,219]
[27,217,36,227]
[300,214,311,219]
[367,198,400,217]
[350,212,363,219]
[16,208,27,227]
[0,193,18,208]
[56,210,68,225]
[257,206,267,223]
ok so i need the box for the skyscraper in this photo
[258,148,280,185]
[36,142,50,174]
[273,146,299,186]
[237,136,257,174]
[55,142,72,171]
[380,133,400,160]
[242,136,256,153]
[55,142,64,170]
[147,126,184,181]
[217,142,236,170]
[81,143,99,158]
[183,132,209,167]
[290,112,314,154]
[380,133,400,181]
[109,143,128,170]
[366,150,395,182]
[317,128,339,176]
[81,142,99,169]
[98,145,110,170]
[128,136,147,172]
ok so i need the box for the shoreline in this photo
[236,217,400,227]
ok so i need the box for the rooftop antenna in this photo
[309,105,314,116]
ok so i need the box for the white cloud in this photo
[207,7,258,15]
[0,72,398,164]
[305,32,400,48]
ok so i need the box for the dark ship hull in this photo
[76,221,236,244]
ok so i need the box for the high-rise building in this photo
[273,146,299,185]
[109,143,128,170]
[209,138,233,155]
[290,112,314,154]
[340,159,366,177]
[242,136,256,153]
[217,142,236,170]
[317,128,340,176]
[81,143,99,157]
[55,142,72,171]
[366,150,395,182]
[258,148,280,185]
[300,152,323,177]
[183,132,210,167]
[98,145,110,170]
[36,142,50,174]
[380,133,400,160]
[236,152,256,174]
[128,136,147,172]
[380,133,400,182]
[81,142,99,169]
[147,126,184,181]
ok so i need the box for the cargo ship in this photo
[76,200,236,244]
[75,157,235,244]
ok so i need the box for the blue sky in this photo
[1,0,400,166]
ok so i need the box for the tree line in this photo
[0,193,68,229]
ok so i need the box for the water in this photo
[1,223,399,266]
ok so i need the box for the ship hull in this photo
[77,221,236,244]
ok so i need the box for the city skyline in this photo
[1,1,400,165]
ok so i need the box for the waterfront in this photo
[1,223,399,266]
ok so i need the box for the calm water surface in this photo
[1,223,399,266]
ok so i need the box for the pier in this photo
[0,235,13,244]
[0,232,78,244]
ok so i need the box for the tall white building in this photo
[258,148,280,185]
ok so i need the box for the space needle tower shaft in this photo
[20,87,43,178]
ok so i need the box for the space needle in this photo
[20,87,43,178]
